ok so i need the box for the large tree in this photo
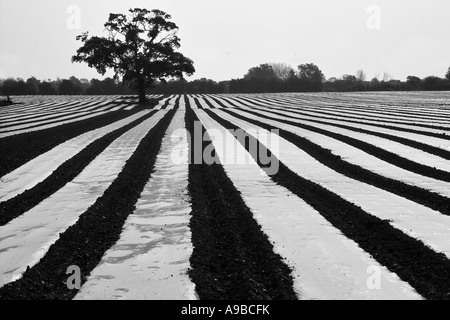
[72,8,195,103]
[446,67,450,81]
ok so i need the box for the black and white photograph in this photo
[0,0,449,308]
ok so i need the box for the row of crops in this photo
[0,92,449,299]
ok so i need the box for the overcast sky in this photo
[0,0,449,82]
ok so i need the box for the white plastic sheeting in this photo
[0,111,152,202]
[195,109,421,300]
[212,109,450,260]
[0,111,166,288]
[75,109,196,300]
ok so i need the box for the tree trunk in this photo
[138,80,147,104]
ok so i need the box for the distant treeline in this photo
[152,63,450,94]
[1,64,450,95]
[0,77,135,96]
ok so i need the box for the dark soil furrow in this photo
[193,97,204,109]
[185,101,297,300]
[201,96,217,109]
[263,96,450,121]
[203,108,450,301]
[1,100,86,116]
[265,97,450,123]
[0,101,98,124]
[306,103,450,123]
[259,94,450,121]
[0,110,159,226]
[0,110,115,134]
[0,101,110,127]
[229,108,450,182]
[96,104,125,111]
[0,105,86,124]
[215,108,450,216]
[0,101,160,177]
[239,95,450,127]
[257,104,450,140]
[235,96,450,141]
[160,97,172,109]
[0,109,175,300]
[209,96,236,108]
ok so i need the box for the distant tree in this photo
[39,81,56,95]
[72,8,195,103]
[422,76,439,91]
[367,77,379,89]
[152,78,188,94]
[239,63,281,93]
[342,74,358,83]
[59,79,82,95]
[406,76,422,90]
[15,79,28,95]
[382,72,392,82]
[296,63,325,92]
[53,78,62,93]
[280,70,300,92]
[25,77,40,95]
[78,78,91,92]
[387,80,403,90]
[187,78,222,94]
[446,67,450,81]
[86,79,104,95]
[422,76,444,91]
[69,76,82,88]
[297,63,325,83]
[327,74,365,92]
[102,77,120,94]
[244,64,277,80]
[1,78,18,95]
[269,63,294,81]
[356,69,366,82]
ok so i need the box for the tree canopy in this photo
[72,8,195,102]
[297,63,325,83]
[244,64,277,81]
[269,63,294,81]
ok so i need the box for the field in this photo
[0,92,450,300]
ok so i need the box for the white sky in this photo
[0,0,449,82]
